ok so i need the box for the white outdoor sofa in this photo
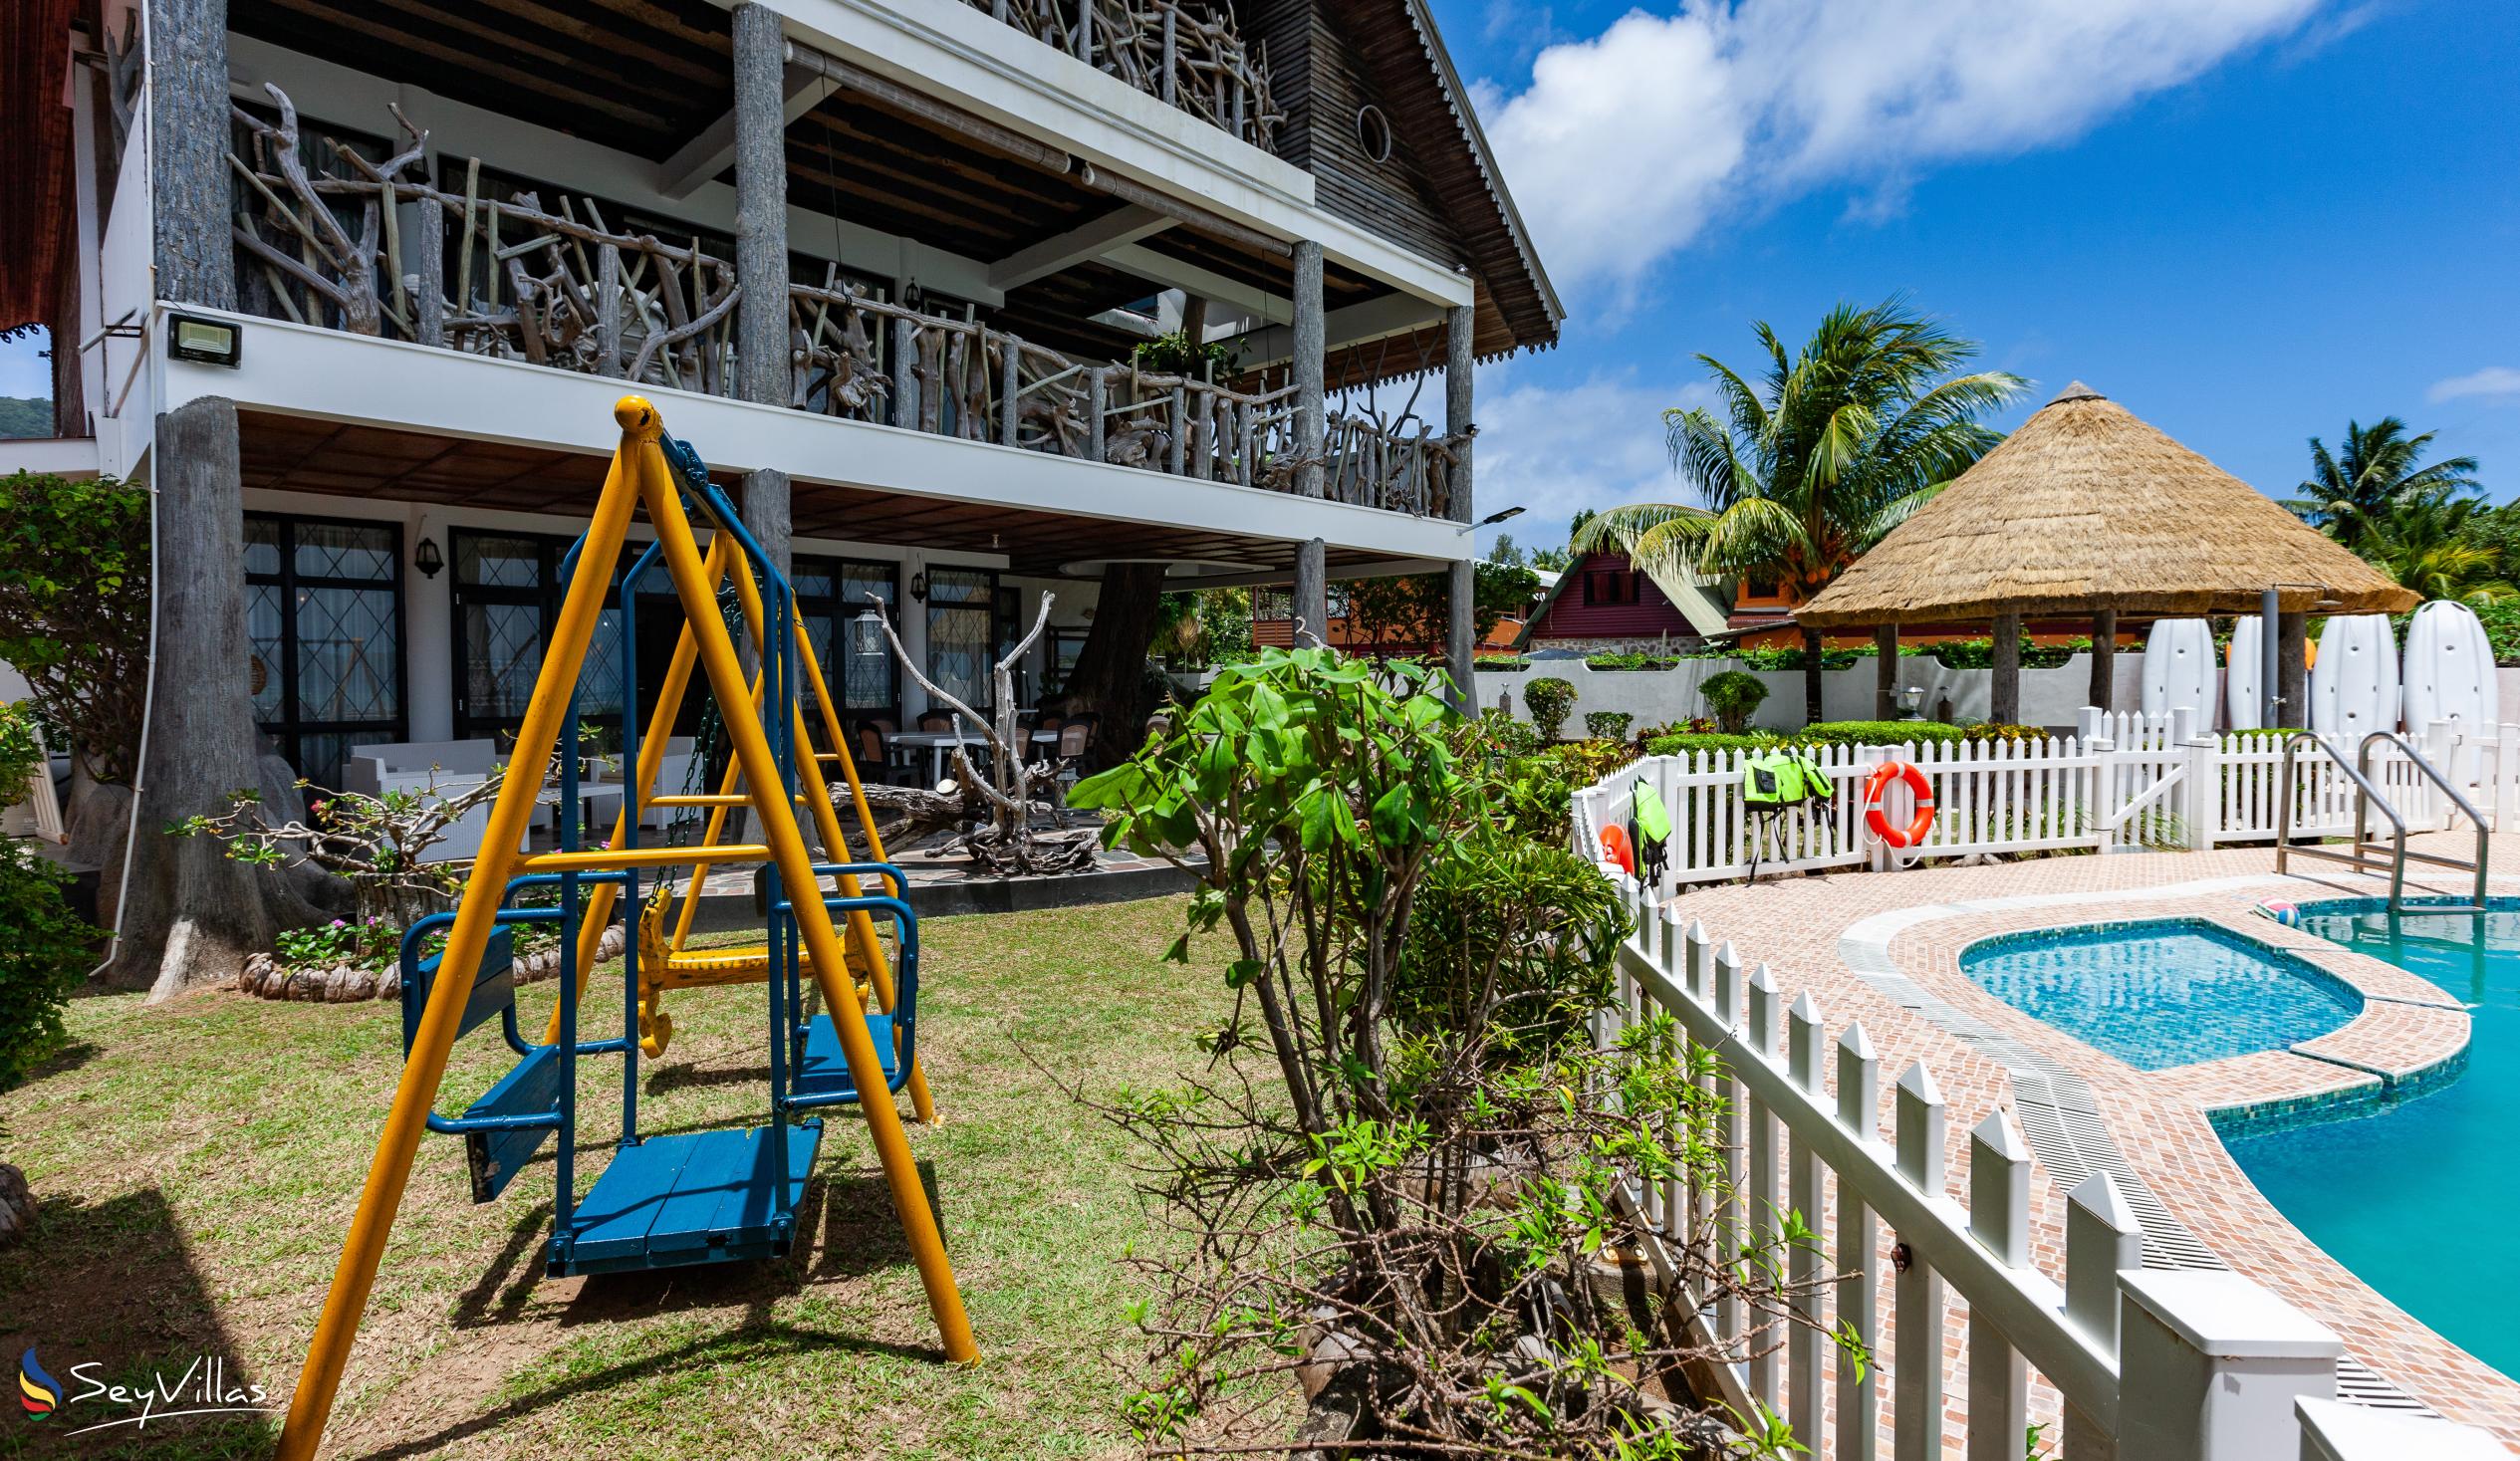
[342,740,513,863]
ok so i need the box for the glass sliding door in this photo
[924,568,997,712]
[796,557,901,723]
[243,513,407,793]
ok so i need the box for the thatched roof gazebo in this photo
[1794,382,2415,725]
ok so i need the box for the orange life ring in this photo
[1863,761,1936,849]
[1599,824,1635,873]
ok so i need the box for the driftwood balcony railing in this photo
[973,0,1279,150]
[228,89,1451,515]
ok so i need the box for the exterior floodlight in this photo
[167,314,242,366]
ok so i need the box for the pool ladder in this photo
[2276,730,2489,913]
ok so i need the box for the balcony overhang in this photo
[172,308,1465,574]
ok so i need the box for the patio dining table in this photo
[886,728,1060,786]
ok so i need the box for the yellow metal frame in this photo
[274,399,977,1461]
[529,507,935,1123]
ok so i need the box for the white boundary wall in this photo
[1484,653,2145,736]
[1571,710,2517,893]
[1588,873,2509,1459]
[1486,656,2520,739]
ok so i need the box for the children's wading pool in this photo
[1957,919,2361,1071]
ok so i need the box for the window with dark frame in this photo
[244,513,407,797]
[1587,570,1640,607]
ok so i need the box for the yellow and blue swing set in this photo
[273,399,976,1461]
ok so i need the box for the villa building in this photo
[4,0,1559,792]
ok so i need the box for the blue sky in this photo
[12,0,2515,568]
[1449,0,2520,559]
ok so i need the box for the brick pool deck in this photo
[1655,834,2520,1447]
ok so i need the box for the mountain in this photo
[0,397,51,438]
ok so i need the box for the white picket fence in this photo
[1572,709,2519,893]
[1590,877,2505,1459]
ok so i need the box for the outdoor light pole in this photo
[2261,587,2281,730]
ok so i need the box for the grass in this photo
[0,896,1232,1460]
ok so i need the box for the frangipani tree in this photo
[1577,299,2023,719]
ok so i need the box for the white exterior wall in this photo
[1481,652,2150,735]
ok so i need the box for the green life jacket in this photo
[1743,749,1836,808]
[1742,751,1798,807]
[1633,780,1672,845]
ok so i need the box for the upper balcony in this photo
[964,0,1279,152]
[218,61,1469,521]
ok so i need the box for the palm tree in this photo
[2364,493,2513,606]
[2286,418,2480,553]
[1574,299,2024,720]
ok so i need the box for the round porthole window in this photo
[1356,105,1392,163]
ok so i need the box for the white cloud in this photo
[1471,365,1717,550]
[2429,366,2520,403]
[1485,0,2328,289]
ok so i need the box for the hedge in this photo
[1643,719,1966,757]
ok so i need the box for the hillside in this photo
[0,396,51,438]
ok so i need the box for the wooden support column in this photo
[149,0,236,309]
[732,1,792,409]
[1875,622,1899,719]
[1293,540,1329,648]
[2278,610,2309,730]
[1990,610,2023,725]
[1444,301,1475,523]
[1446,561,1476,713]
[740,467,793,584]
[2089,607,2118,714]
[1444,302,1477,709]
[1292,240,1325,500]
[114,397,329,995]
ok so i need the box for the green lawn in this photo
[0,896,1229,1460]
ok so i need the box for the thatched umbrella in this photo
[1794,382,2415,724]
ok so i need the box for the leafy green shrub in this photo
[1472,654,1530,671]
[1795,719,1964,748]
[1924,636,2089,670]
[1583,650,1681,671]
[1469,705,1541,758]
[1523,675,1577,741]
[1962,722,2050,745]
[1584,710,1634,741]
[0,702,44,806]
[0,839,95,1089]
[1644,730,1779,756]
[1697,669,1769,733]
[2476,601,2520,666]
[1732,644,1862,670]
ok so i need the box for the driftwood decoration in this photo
[222,84,1457,518]
[977,0,1280,149]
[865,590,1098,875]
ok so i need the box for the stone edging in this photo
[236,924,629,1003]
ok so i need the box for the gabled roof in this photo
[1515,551,1730,646]
[1795,382,2415,626]
[1329,0,1562,362]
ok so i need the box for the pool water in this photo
[2221,899,2520,1380]
[1959,920,2361,1071]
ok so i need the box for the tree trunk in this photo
[2089,608,2118,714]
[1062,562,1170,767]
[1990,611,2023,726]
[1801,624,1825,725]
[108,397,332,999]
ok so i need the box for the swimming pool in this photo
[1959,919,2362,1070]
[2220,898,2518,1380]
